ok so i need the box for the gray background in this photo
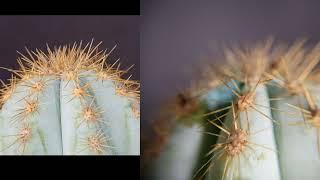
[0,15,140,81]
[141,0,320,127]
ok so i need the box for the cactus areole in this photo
[143,38,320,180]
[0,41,140,155]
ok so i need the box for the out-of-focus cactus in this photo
[142,38,320,179]
[0,41,140,155]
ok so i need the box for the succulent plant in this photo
[0,41,140,155]
[142,38,320,179]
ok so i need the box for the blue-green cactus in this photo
[0,41,140,155]
[142,39,320,179]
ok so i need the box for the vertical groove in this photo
[58,79,63,155]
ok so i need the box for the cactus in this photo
[0,41,140,155]
[142,38,320,179]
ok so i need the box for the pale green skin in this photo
[271,85,320,179]
[0,72,140,155]
[149,123,204,180]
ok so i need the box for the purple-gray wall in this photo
[141,0,320,127]
[0,15,139,82]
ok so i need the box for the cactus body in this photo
[0,42,140,155]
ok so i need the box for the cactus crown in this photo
[0,40,140,112]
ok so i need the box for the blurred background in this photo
[0,15,139,81]
[141,0,320,128]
